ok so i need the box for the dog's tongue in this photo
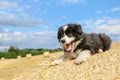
[66,43,72,52]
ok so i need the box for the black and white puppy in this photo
[51,24,111,65]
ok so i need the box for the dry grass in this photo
[0,42,120,80]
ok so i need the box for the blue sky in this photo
[0,0,120,51]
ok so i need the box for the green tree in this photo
[30,50,40,56]
[19,49,30,57]
[8,46,16,52]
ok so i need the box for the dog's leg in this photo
[51,52,69,65]
[51,54,64,65]
[75,50,91,65]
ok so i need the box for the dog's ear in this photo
[68,24,83,34]
[57,27,60,39]
[75,24,83,34]
[57,27,63,39]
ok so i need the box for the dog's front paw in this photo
[51,59,63,66]
[74,58,85,65]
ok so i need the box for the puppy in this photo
[51,24,111,65]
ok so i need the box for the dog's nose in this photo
[61,39,66,43]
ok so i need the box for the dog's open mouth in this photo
[65,42,75,52]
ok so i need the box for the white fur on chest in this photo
[66,49,82,59]
[69,52,78,59]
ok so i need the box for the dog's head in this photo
[58,24,83,52]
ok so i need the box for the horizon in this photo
[0,0,120,51]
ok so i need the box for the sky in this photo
[0,0,120,51]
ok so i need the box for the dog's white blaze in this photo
[64,34,75,44]
[60,34,75,44]
[63,25,68,31]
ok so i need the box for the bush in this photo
[49,48,63,53]
[30,50,40,56]
[0,52,17,59]
[0,46,63,59]
[19,49,31,57]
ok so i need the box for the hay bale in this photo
[17,55,22,59]
[43,51,50,57]
[37,49,120,80]
[26,54,32,59]
[1,57,5,60]
[35,42,120,80]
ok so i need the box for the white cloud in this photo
[0,11,7,14]
[92,19,120,35]
[0,30,59,51]
[0,1,18,8]
[60,0,86,4]
[96,7,120,14]
[0,1,44,27]
[83,18,120,34]
[110,7,120,12]
[81,17,120,41]
[0,12,44,27]
[0,46,9,51]
[0,0,57,51]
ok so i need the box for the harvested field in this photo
[0,42,120,80]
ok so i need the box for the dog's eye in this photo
[65,30,73,37]
[65,30,70,34]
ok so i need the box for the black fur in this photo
[58,23,112,55]
[99,33,112,51]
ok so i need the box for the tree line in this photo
[0,46,63,59]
